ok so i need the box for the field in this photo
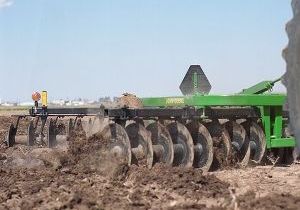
[0,111,300,210]
[0,106,28,116]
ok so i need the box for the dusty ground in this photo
[0,115,300,210]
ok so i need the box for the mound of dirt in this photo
[122,165,232,209]
[128,164,230,199]
[0,167,103,209]
[118,93,143,108]
[237,191,300,210]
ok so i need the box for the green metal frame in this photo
[142,94,295,149]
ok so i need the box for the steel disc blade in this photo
[146,122,174,166]
[186,121,213,172]
[87,117,109,138]
[6,123,16,147]
[101,123,132,166]
[27,121,35,146]
[224,121,250,167]
[66,119,74,137]
[75,119,83,130]
[167,122,194,168]
[206,121,231,170]
[83,117,94,138]
[242,121,266,163]
[126,122,154,169]
[251,122,266,163]
[46,119,57,148]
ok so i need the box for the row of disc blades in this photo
[99,119,267,171]
[7,115,297,167]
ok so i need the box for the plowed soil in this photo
[0,115,300,210]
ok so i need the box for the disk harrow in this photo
[5,65,297,171]
[5,106,284,172]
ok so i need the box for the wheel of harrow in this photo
[166,122,194,168]
[186,121,213,172]
[224,120,250,167]
[146,122,174,166]
[126,122,154,169]
[101,123,132,166]
[206,120,231,170]
[27,121,35,146]
[46,119,57,148]
[242,121,266,164]
[6,123,17,147]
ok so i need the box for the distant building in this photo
[87,100,97,105]
[2,102,16,107]
[72,101,85,106]
[98,97,111,103]
[51,99,66,106]
[113,97,120,103]
[19,102,34,106]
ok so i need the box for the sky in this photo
[0,0,293,102]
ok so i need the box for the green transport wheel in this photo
[242,121,266,164]
[224,120,250,167]
[101,123,132,166]
[125,122,154,169]
[186,121,213,172]
[206,120,231,170]
[146,122,174,166]
[167,122,194,168]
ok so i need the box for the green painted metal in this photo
[259,106,295,149]
[141,73,295,149]
[260,106,272,148]
[142,94,286,107]
[142,94,294,149]
[269,138,296,148]
[273,106,283,139]
[240,78,281,94]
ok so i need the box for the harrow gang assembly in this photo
[5,65,297,171]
